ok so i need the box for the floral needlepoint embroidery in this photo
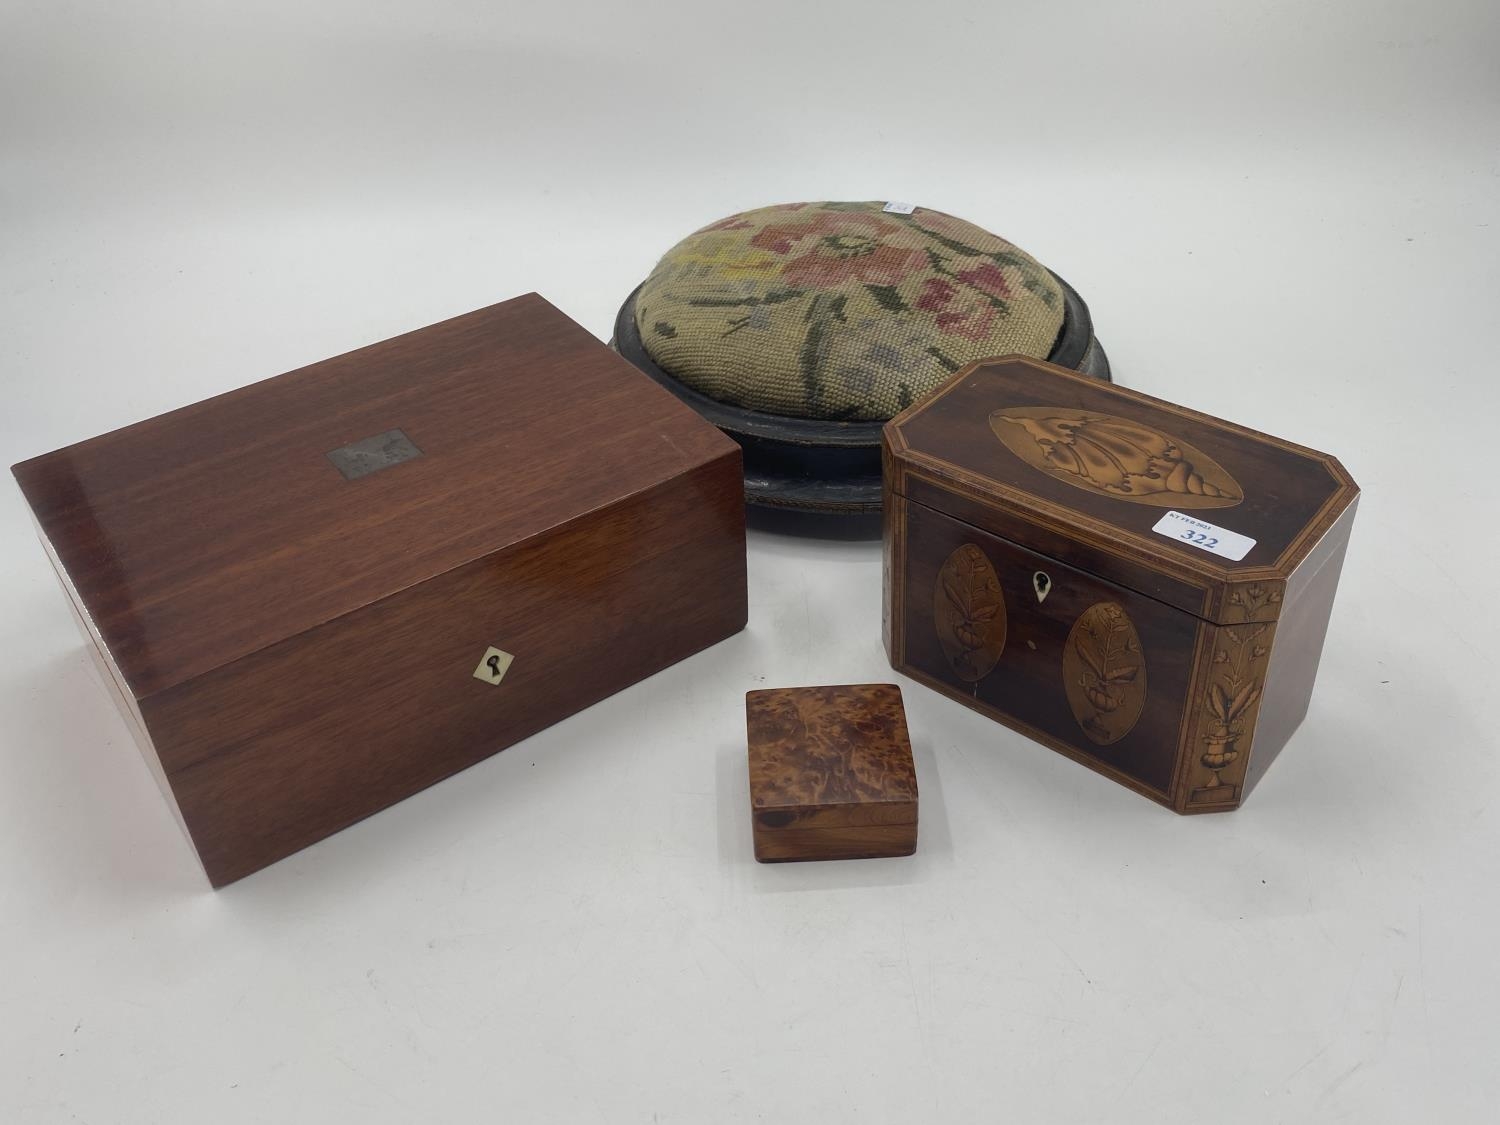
[915,278,957,310]
[633,201,1067,421]
[955,263,1013,298]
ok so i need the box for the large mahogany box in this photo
[12,294,747,885]
[883,356,1358,812]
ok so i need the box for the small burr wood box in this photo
[883,356,1358,813]
[12,294,747,886]
[745,684,919,862]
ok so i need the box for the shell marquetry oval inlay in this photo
[989,407,1244,509]
[933,543,1007,683]
[1062,601,1148,745]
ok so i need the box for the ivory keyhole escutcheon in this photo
[472,646,514,685]
[1033,571,1052,603]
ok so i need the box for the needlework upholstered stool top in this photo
[612,201,1110,534]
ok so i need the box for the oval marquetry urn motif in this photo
[933,543,1007,683]
[1062,601,1148,745]
[989,407,1243,509]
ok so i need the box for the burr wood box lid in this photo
[12,293,748,885]
[884,355,1359,627]
[746,684,918,862]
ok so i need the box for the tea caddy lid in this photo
[884,356,1359,625]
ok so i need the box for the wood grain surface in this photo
[12,293,748,885]
[894,499,1198,804]
[886,355,1358,622]
[746,683,917,862]
[884,355,1358,813]
[12,293,737,699]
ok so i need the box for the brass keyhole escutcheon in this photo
[1033,571,1052,603]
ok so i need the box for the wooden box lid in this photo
[11,294,738,700]
[884,356,1359,625]
[746,683,918,832]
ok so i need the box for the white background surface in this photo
[2,2,1497,1121]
